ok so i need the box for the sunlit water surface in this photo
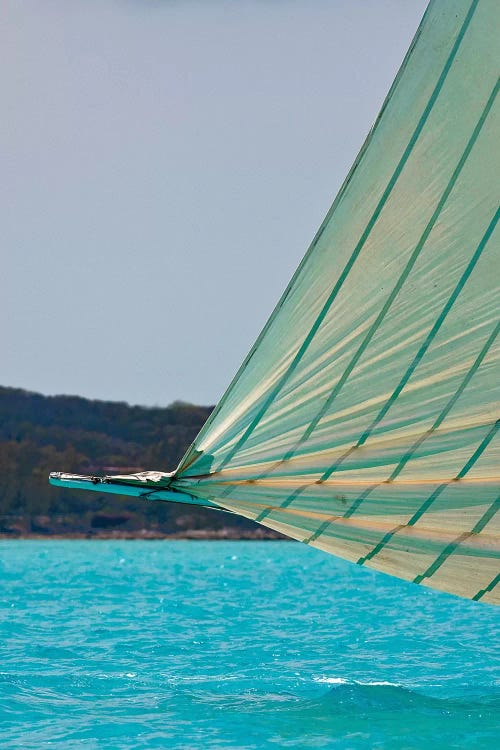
[0,540,498,749]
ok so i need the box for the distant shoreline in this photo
[0,529,288,541]
[0,387,288,543]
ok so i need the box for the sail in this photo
[51,0,499,604]
[169,0,500,604]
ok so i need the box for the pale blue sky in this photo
[2,0,427,407]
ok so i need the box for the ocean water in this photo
[0,541,498,749]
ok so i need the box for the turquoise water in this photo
[1,541,498,749]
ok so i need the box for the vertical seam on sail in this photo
[282,78,498,469]
[414,495,500,585]
[355,205,500,449]
[214,1,479,474]
[473,573,500,602]
[356,419,500,565]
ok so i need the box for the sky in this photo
[2,0,428,407]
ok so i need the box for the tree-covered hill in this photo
[0,386,280,538]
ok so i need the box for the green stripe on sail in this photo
[357,524,407,567]
[314,319,500,542]
[471,495,500,535]
[413,532,473,584]
[456,419,500,479]
[473,573,500,602]
[304,486,377,545]
[414,495,500,585]
[356,206,500,449]
[390,320,500,480]
[357,420,499,566]
[254,486,306,524]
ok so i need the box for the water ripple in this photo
[0,540,499,749]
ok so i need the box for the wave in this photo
[308,677,500,717]
[315,677,401,687]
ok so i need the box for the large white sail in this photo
[52,0,499,604]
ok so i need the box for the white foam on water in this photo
[359,681,399,686]
[314,676,401,687]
